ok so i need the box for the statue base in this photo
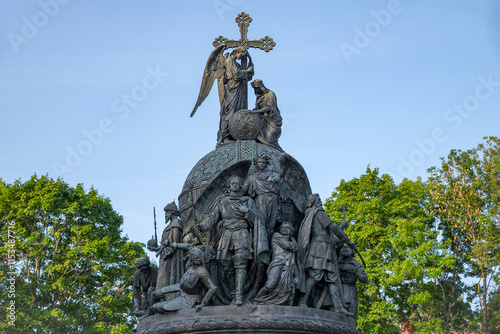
[136,305,360,334]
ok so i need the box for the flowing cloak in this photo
[255,88,282,149]
[200,195,270,265]
[157,217,184,289]
[339,257,368,320]
[297,206,346,292]
[218,56,253,143]
[244,170,281,237]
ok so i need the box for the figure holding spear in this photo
[147,201,185,289]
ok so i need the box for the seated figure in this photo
[251,79,283,150]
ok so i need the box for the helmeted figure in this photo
[297,193,355,316]
[242,154,281,239]
[197,175,269,306]
[132,258,158,316]
[251,79,282,150]
[339,244,368,322]
[148,201,184,289]
[253,222,299,306]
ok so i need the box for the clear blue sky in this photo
[1,0,499,250]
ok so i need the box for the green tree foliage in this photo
[427,149,482,333]
[477,136,500,214]
[325,167,444,334]
[488,286,500,334]
[428,136,500,333]
[479,136,500,333]
[0,175,146,334]
[321,137,500,333]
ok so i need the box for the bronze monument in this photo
[134,12,366,334]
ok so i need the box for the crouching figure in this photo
[132,258,158,316]
[150,246,217,313]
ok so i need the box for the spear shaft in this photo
[154,207,158,243]
[339,203,365,268]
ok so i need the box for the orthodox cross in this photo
[212,12,276,109]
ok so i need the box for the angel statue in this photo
[242,154,282,239]
[190,45,254,147]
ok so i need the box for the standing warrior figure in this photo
[197,175,269,306]
[132,258,158,316]
[242,154,281,239]
[148,201,184,289]
[253,222,299,306]
[339,244,368,322]
[297,193,356,316]
[251,79,283,150]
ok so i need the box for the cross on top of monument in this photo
[212,12,276,52]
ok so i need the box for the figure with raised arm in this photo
[191,45,254,147]
[297,193,355,316]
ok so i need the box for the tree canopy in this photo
[1,136,499,333]
[325,168,444,333]
[325,136,500,333]
[0,175,146,334]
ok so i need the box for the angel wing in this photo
[190,44,226,117]
[279,153,312,214]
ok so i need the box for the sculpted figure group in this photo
[132,35,366,323]
[131,15,367,333]
[191,45,283,150]
[133,155,367,324]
